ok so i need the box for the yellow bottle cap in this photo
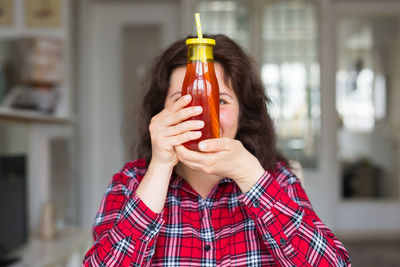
[186,38,216,46]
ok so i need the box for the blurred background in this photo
[0,0,399,266]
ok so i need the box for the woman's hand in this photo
[149,95,204,168]
[175,138,265,192]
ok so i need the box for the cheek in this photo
[219,107,239,137]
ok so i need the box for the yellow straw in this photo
[195,13,203,39]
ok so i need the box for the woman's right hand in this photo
[149,94,204,167]
[137,95,202,213]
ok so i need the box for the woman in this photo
[83,34,351,266]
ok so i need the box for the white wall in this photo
[77,0,180,227]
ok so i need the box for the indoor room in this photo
[0,0,399,266]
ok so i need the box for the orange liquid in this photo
[182,61,220,151]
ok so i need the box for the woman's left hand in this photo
[175,138,265,192]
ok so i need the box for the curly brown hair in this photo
[135,34,284,171]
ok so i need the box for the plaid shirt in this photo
[83,159,351,266]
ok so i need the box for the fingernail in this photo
[196,121,205,127]
[198,142,206,150]
[183,95,191,101]
[195,106,202,113]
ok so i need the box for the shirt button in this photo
[148,224,156,231]
[253,200,260,208]
[204,244,211,251]
[280,238,287,245]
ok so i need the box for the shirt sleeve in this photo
[238,164,351,267]
[83,161,165,267]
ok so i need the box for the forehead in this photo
[168,63,233,96]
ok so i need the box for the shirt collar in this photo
[169,170,234,197]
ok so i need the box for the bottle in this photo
[181,37,220,151]
[40,200,56,240]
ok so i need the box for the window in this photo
[195,0,320,168]
[262,1,319,168]
[196,0,250,49]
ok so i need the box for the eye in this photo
[219,99,228,105]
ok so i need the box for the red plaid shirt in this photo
[83,159,350,266]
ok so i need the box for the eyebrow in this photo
[220,92,233,99]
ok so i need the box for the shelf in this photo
[0,30,68,40]
[0,107,73,124]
